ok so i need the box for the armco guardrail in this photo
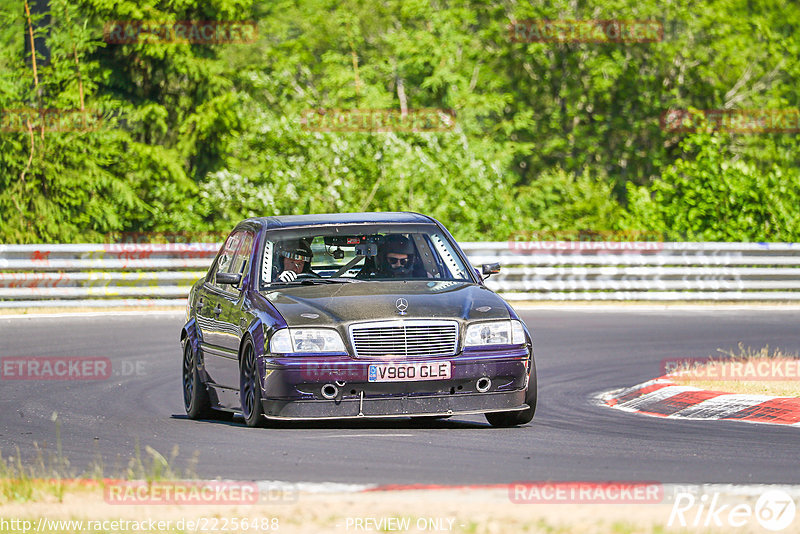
[466,241,800,301]
[0,241,798,307]
[0,243,215,308]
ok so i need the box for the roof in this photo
[252,212,435,230]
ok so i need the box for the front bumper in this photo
[262,390,528,419]
[258,347,531,419]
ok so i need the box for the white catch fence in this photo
[0,241,798,307]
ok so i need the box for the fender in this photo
[180,318,201,355]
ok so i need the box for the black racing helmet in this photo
[381,235,415,275]
[384,235,415,256]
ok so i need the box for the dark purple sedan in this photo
[180,212,536,427]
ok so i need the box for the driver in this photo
[277,240,313,282]
[378,235,415,278]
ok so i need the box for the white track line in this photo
[615,385,698,411]
[670,394,776,419]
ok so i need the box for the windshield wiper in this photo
[268,277,360,286]
[298,277,360,284]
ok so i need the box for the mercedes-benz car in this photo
[180,212,536,427]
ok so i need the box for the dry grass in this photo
[672,380,800,396]
[0,487,705,534]
[1,484,787,534]
[668,344,800,396]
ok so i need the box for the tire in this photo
[183,341,212,419]
[485,357,537,427]
[239,339,265,427]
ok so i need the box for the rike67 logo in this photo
[668,489,796,531]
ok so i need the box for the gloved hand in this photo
[278,270,298,282]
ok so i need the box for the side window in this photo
[428,233,469,280]
[261,240,274,285]
[229,232,254,279]
[208,231,243,291]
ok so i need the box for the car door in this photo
[198,232,242,390]
[194,234,236,362]
[203,231,254,392]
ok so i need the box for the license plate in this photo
[368,361,451,382]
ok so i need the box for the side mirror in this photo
[216,272,242,286]
[481,263,501,278]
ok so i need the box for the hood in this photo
[261,280,511,327]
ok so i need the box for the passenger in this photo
[276,240,313,282]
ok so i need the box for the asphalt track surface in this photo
[1,308,798,485]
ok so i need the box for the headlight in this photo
[465,320,526,347]
[269,328,346,354]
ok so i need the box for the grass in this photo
[0,412,198,505]
[668,343,800,396]
[675,380,800,396]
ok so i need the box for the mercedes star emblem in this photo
[395,298,409,315]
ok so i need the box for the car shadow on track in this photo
[170,413,493,430]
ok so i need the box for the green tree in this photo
[1,0,799,243]
[625,127,800,241]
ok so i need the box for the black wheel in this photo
[183,341,212,419]
[485,357,537,427]
[239,339,264,427]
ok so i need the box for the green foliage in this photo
[514,167,624,233]
[625,127,800,241]
[0,0,799,243]
[0,0,141,242]
[0,0,252,242]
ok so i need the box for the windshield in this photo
[259,224,473,288]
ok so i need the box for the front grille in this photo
[349,320,459,358]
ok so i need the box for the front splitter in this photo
[261,390,527,420]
